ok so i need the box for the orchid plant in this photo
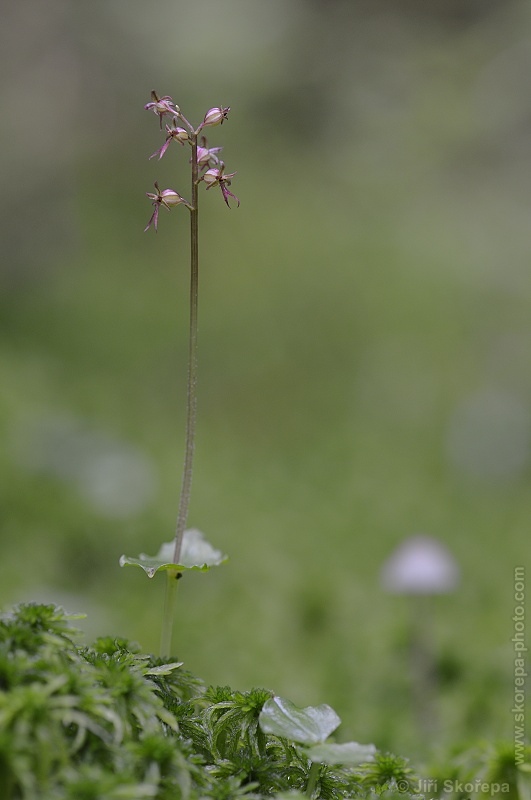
[120,92,239,657]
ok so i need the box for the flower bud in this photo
[144,182,189,232]
[196,147,211,167]
[200,163,240,208]
[202,168,221,187]
[159,189,186,207]
[144,91,180,128]
[149,123,190,160]
[195,139,223,169]
[173,127,189,143]
[202,106,230,127]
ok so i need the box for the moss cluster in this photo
[0,604,528,800]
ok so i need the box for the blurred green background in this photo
[1,0,530,759]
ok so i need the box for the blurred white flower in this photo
[381,535,459,595]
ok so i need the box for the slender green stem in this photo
[173,135,199,565]
[305,761,320,798]
[160,138,199,657]
[160,570,180,657]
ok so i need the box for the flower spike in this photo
[137,94,240,657]
[144,90,180,129]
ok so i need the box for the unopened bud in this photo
[200,163,239,208]
[144,182,190,232]
[173,127,189,143]
[202,106,230,127]
[202,168,221,187]
[159,189,186,207]
[197,147,209,166]
[144,91,180,128]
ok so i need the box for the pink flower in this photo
[144,90,180,129]
[195,138,223,170]
[200,106,230,129]
[144,182,188,232]
[201,162,240,208]
[149,121,189,160]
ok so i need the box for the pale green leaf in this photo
[305,741,376,765]
[119,529,228,578]
[144,662,183,676]
[259,696,341,745]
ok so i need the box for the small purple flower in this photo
[202,163,240,208]
[200,106,230,129]
[144,182,188,232]
[149,121,189,160]
[144,90,180,129]
[195,137,223,171]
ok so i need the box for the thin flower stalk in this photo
[143,92,238,656]
[173,134,199,565]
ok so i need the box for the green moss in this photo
[1,604,528,800]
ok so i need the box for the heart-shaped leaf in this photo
[259,696,341,745]
[119,529,228,578]
[306,741,376,765]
